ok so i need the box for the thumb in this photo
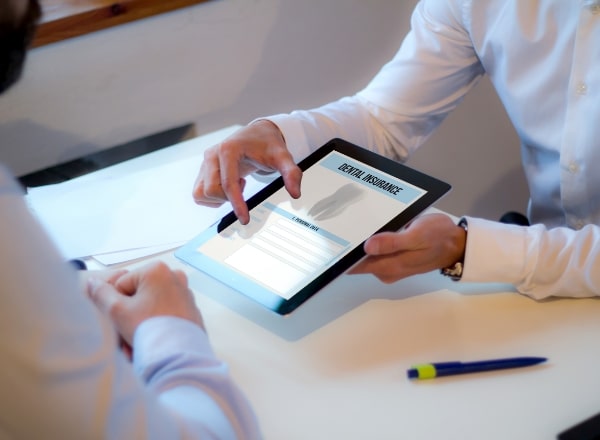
[87,277,124,316]
[363,231,407,256]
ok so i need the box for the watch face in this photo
[441,217,468,281]
[440,261,463,281]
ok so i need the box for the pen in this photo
[68,259,87,270]
[407,356,547,380]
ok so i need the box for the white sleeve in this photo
[267,0,484,163]
[0,167,261,439]
[461,216,600,299]
[133,317,262,440]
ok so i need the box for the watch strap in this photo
[440,217,468,281]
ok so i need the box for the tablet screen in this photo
[176,138,450,315]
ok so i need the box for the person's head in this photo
[0,0,41,94]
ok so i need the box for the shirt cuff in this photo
[460,216,532,287]
[132,316,217,381]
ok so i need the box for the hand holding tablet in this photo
[177,138,451,315]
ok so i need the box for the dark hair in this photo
[0,0,42,93]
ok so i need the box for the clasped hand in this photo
[84,261,204,356]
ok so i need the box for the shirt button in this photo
[574,220,585,230]
[568,162,579,173]
[576,82,588,95]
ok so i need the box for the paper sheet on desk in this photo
[26,157,266,263]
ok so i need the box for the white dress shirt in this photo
[264,0,600,299]
[0,166,261,439]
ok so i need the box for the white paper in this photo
[26,126,266,262]
[92,241,186,266]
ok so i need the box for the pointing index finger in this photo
[219,148,250,224]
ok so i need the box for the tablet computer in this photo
[558,411,600,440]
[176,138,451,315]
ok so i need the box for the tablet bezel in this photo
[176,138,451,315]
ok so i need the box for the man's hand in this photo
[192,120,302,224]
[349,213,467,283]
[87,261,204,347]
[78,269,127,292]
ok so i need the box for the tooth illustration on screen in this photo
[308,183,366,221]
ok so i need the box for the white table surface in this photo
[84,127,600,440]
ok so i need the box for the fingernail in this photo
[236,212,249,225]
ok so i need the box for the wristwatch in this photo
[440,217,468,281]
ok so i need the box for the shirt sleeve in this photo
[0,167,261,439]
[133,317,262,440]
[267,0,484,163]
[461,216,600,299]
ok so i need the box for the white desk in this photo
[80,128,600,440]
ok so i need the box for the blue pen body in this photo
[408,357,547,380]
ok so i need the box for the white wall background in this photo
[0,0,528,220]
